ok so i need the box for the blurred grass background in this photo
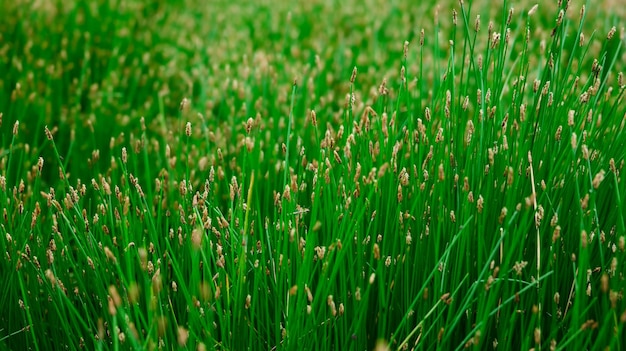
[1,0,623,190]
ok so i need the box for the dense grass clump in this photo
[1,0,625,350]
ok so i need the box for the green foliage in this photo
[1,0,625,350]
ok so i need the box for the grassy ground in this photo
[1,0,625,350]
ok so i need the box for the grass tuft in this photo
[1,0,625,350]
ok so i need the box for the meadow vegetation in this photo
[0,0,625,350]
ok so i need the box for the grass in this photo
[1,0,625,350]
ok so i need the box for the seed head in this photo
[534,328,541,344]
[283,184,291,202]
[580,5,585,21]
[152,268,162,293]
[243,118,254,135]
[610,158,617,174]
[104,247,117,263]
[555,125,562,141]
[542,81,550,96]
[179,98,189,112]
[547,92,554,107]
[315,246,326,260]
[499,207,508,223]
[185,122,192,137]
[567,110,576,126]
[191,227,202,249]
[592,170,605,189]
[607,26,617,40]
[579,32,585,47]
[310,110,317,127]
[465,119,475,144]
[600,274,609,293]
[528,4,538,16]
[107,295,118,317]
[556,10,564,27]
[109,285,122,308]
[435,128,444,143]
[379,78,388,96]
[491,32,501,48]
[327,295,337,316]
[462,96,469,110]
[177,326,189,346]
[333,150,342,165]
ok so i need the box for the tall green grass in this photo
[1,0,625,350]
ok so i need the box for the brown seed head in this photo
[177,326,189,346]
[534,328,541,344]
[191,227,202,249]
[556,10,564,27]
[246,117,254,134]
[369,273,376,284]
[104,247,117,263]
[179,98,189,112]
[379,78,388,96]
[579,32,585,47]
[580,5,585,21]
[37,157,44,173]
[608,26,617,40]
[592,170,605,189]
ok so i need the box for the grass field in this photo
[1,0,625,350]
